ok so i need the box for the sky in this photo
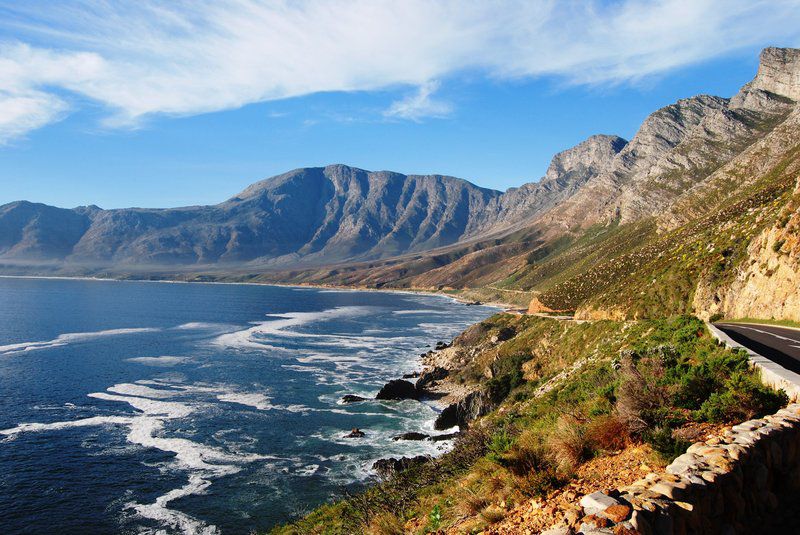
[1,1,800,209]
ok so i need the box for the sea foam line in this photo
[0,327,160,356]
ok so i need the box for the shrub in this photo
[425,505,442,532]
[696,371,788,422]
[587,414,630,451]
[547,416,595,472]
[709,312,724,322]
[501,429,548,476]
[616,354,671,435]
[487,428,514,463]
[644,426,690,463]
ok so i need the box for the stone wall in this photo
[543,404,800,534]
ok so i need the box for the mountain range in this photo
[3,47,800,323]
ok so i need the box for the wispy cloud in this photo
[384,81,452,121]
[0,0,799,142]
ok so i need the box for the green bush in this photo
[696,371,788,422]
[644,426,690,462]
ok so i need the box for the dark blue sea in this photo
[0,277,496,534]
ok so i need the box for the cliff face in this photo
[694,172,800,322]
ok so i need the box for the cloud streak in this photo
[0,0,799,142]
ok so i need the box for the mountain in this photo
[0,140,627,271]
[0,166,507,268]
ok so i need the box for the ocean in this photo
[0,277,496,534]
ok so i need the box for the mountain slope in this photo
[0,166,507,268]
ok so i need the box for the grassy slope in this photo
[271,315,786,534]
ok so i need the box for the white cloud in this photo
[0,0,799,141]
[384,81,452,121]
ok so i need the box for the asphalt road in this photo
[714,322,800,375]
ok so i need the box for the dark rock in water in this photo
[465,301,482,306]
[341,394,368,404]
[344,428,366,438]
[375,379,418,400]
[434,391,493,430]
[372,456,430,478]
[434,341,450,351]
[428,432,460,442]
[403,371,421,379]
[415,366,449,391]
[392,432,430,441]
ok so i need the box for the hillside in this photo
[244,47,800,325]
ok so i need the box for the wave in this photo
[0,327,160,356]
[213,306,374,350]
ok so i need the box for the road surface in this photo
[714,322,800,375]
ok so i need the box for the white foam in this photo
[126,356,191,366]
[213,306,373,350]
[1,415,134,437]
[217,392,274,411]
[129,474,219,535]
[106,383,184,399]
[0,327,160,356]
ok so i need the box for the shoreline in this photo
[0,273,519,311]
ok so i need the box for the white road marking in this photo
[726,325,800,344]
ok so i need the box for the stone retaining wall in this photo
[543,404,800,534]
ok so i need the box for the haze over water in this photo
[0,278,496,534]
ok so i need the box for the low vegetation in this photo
[271,315,786,534]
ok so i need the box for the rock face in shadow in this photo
[372,456,430,478]
[375,379,419,400]
[434,391,493,430]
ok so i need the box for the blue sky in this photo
[1,1,799,209]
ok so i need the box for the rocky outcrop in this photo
[434,390,493,430]
[546,404,800,535]
[415,366,449,391]
[744,47,800,102]
[372,456,430,478]
[476,135,627,234]
[375,379,419,401]
[392,432,430,441]
[341,394,368,404]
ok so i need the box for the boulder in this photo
[341,394,368,404]
[429,432,460,442]
[343,428,365,438]
[372,456,430,478]
[375,379,419,400]
[392,432,430,441]
[434,341,450,350]
[415,366,449,391]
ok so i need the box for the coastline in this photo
[0,273,520,311]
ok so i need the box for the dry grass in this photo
[547,416,595,473]
[587,413,631,452]
[480,505,507,524]
[366,513,406,535]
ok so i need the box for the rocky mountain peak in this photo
[543,134,627,183]
[746,47,800,101]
